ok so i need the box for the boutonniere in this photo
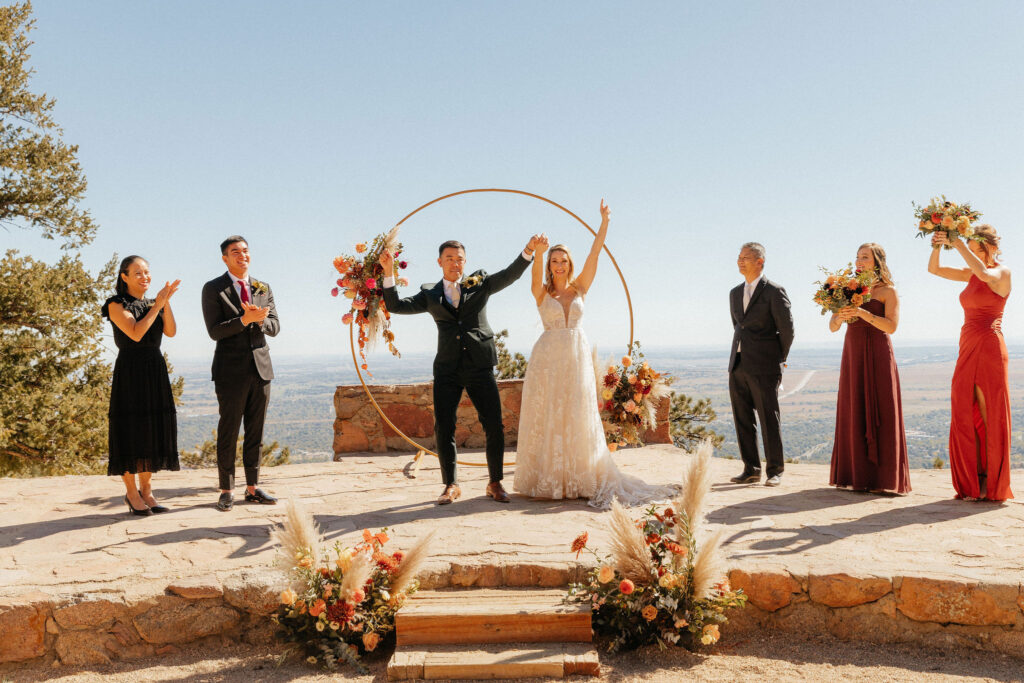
[250,279,269,296]
[460,274,483,290]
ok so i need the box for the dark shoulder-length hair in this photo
[115,255,147,296]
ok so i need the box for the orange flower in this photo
[280,589,297,605]
[362,632,381,651]
[941,214,954,228]
[633,393,643,403]
[619,579,635,595]
[621,356,632,367]
[571,531,589,558]
[851,293,863,307]
[664,542,687,557]
[597,565,615,583]
[350,587,365,603]
[607,442,618,452]
[374,531,390,545]
[641,605,658,621]
[308,599,326,617]
[701,624,720,645]
[355,243,367,253]
[931,212,942,224]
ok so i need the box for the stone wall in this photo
[332,380,671,456]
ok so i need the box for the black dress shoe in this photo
[244,488,277,505]
[729,470,761,484]
[216,492,233,512]
[125,495,153,517]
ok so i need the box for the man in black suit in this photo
[728,242,795,487]
[380,237,539,504]
[201,236,280,511]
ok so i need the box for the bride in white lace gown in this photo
[513,200,675,509]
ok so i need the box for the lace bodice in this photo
[539,293,584,330]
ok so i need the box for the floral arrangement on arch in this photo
[566,441,747,652]
[331,227,409,370]
[913,196,984,249]
[599,341,672,449]
[271,500,434,673]
[812,264,878,319]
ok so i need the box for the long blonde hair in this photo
[544,245,577,294]
[858,242,893,287]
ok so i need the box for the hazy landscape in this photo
[174,343,1024,471]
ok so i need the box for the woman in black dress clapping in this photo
[101,256,181,516]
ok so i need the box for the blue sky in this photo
[8,1,1024,365]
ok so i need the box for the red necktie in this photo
[238,280,250,304]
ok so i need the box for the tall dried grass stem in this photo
[608,499,655,583]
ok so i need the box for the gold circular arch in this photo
[349,188,635,468]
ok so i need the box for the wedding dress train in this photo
[512,293,675,509]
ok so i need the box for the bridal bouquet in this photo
[271,501,433,672]
[331,227,409,370]
[913,196,984,249]
[566,443,747,653]
[812,264,877,319]
[599,342,672,449]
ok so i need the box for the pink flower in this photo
[624,400,637,413]
[619,579,635,595]
[352,300,367,311]
[365,278,377,290]
[342,313,353,325]
[331,287,339,297]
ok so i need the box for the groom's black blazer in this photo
[728,277,794,375]
[201,272,280,382]
[383,254,531,374]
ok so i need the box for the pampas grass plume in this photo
[674,439,713,541]
[271,498,322,581]
[389,529,435,597]
[608,499,655,584]
[340,550,374,600]
[690,529,724,600]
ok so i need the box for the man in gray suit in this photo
[728,242,794,487]
[201,236,280,511]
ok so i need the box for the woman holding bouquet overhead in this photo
[929,227,1013,501]
[828,244,910,494]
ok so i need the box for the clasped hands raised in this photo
[153,279,181,309]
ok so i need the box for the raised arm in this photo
[950,237,1011,296]
[531,234,549,306]
[485,234,539,295]
[928,232,971,282]
[573,199,610,295]
[378,248,429,314]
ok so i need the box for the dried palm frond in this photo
[270,498,322,578]
[689,529,725,600]
[388,529,435,597]
[339,549,374,600]
[364,226,402,351]
[608,499,655,584]
[673,439,714,544]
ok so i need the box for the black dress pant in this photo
[433,363,505,485]
[729,353,784,477]
[214,367,271,490]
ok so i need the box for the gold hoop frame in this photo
[348,188,635,467]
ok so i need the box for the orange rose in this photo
[851,293,863,307]
[619,579,635,595]
[621,356,632,367]
[641,605,658,621]
[931,212,943,224]
[362,632,381,651]
[355,243,367,253]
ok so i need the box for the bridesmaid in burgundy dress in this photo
[929,227,1013,501]
[829,243,911,494]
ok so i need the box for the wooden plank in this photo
[423,645,565,680]
[386,650,424,681]
[397,612,592,645]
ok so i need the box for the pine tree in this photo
[668,392,724,451]
[0,2,124,475]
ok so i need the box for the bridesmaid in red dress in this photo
[829,243,911,494]
[929,226,1013,501]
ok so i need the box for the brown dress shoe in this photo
[485,481,511,503]
[437,484,461,505]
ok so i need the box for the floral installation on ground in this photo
[566,441,747,653]
[913,196,984,250]
[270,499,433,673]
[812,264,878,320]
[331,226,409,372]
[598,341,672,449]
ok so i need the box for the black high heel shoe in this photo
[125,495,153,516]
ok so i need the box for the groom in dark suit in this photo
[201,236,280,511]
[380,237,539,504]
[728,242,794,487]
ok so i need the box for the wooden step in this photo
[395,588,591,645]
[387,643,600,680]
